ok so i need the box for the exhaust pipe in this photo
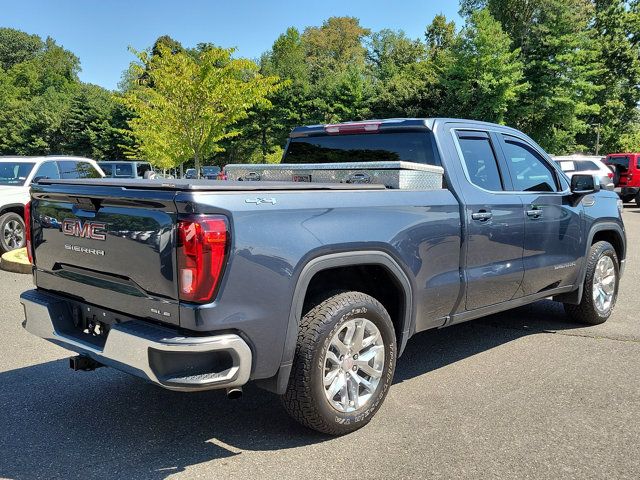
[69,355,103,371]
[226,387,243,400]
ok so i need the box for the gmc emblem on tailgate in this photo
[62,219,107,241]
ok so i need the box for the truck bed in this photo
[36,178,387,191]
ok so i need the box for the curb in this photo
[0,248,32,274]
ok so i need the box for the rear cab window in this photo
[282,132,441,166]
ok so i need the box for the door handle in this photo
[471,211,493,221]
[526,209,542,218]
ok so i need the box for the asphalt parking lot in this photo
[1,209,639,480]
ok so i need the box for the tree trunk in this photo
[194,152,200,179]
[180,163,184,179]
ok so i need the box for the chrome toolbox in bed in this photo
[224,161,444,190]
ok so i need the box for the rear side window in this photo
[501,135,558,192]
[283,132,441,166]
[558,161,575,172]
[58,161,102,179]
[456,131,503,191]
[574,161,599,172]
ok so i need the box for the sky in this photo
[2,0,462,91]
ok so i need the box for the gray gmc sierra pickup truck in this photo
[20,118,626,435]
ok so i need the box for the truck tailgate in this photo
[30,182,180,325]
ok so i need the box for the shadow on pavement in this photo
[0,299,587,479]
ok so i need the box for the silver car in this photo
[552,155,615,191]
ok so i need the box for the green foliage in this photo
[3,5,640,163]
[120,45,282,171]
[440,9,527,123]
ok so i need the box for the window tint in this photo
[501,136,557,192]
[605,156,629,171]
[457,131,503,191]
[0,162,34,186]
[33,161,60,180]
[284,132,440,166]
[137,163,152,177]
[115,163,133,177]
[58,161,102,179]
[574,161,599,172]
[99,163,113,176]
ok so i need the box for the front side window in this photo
[115,163,133,177]
[501,136,558,192]
[0,162,35,186]
[456,131,503,191]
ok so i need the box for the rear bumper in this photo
[20,289,252,392]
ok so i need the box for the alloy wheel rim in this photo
[3,220,24,249]
[323,318,385,413]
[592,255,616,314]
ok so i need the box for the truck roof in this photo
[289,117,525,138]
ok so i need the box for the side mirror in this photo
[570,174,600,195]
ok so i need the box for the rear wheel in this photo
[282,291,396,435]
[0,212,26,253]
[621,194,635,203]
[564,241,619,325]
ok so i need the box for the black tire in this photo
[282,291,397,435]
[0,212,26,253]
[564,241,619,325]
[621,195,635,203]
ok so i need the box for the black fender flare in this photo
[556,221,626,304]
[260,250,413,394]
[0,203,26,218]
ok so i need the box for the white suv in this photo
[0,156,104,253]
[552,155,615,191]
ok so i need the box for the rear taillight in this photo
[608,172,613,179]
[24,201,33,264]
[177,216,228,303]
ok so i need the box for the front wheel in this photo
[282,291,396,435]
[564,241,619,325]
[0,212,26,253]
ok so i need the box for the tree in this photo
[0,28,42,71]
[584,0,640,153]
[461,0,601,153]
[120,45,282,172]
[440,9,527,123]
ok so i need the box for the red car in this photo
[604,153,640,205]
